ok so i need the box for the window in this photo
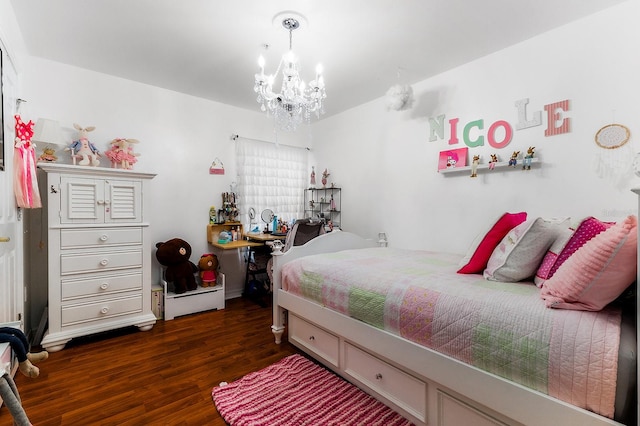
[235,138,308,232]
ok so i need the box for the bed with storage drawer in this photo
[270,208,638,426]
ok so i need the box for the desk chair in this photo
[266,219,325,287]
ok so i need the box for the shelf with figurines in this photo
[439,148,539,176]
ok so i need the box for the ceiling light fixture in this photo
[254,16,326,132]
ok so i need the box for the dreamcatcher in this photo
[593,123,633,187]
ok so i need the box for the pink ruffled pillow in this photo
[457,212,527,274]
[540,215,637,311]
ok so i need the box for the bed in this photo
[271,208,638,425]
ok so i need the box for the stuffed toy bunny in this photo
[104,138,140,169]
[68,123,100,166]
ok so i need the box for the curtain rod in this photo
[230,134,311,151]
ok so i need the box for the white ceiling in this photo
[10,0,627,119]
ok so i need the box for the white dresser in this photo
[30,163,157,351]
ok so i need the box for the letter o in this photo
[487,120,513,149]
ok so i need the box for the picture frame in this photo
[437,147,468,171]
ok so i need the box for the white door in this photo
[0,45,24,325]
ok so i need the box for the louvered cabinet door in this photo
[60,177,142,224]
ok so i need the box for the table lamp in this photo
[32,118,63,162]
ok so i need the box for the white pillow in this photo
[484,217,569,282]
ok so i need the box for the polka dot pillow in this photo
[534,216,614,287]
[541,215,637,311]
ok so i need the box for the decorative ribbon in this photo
[13,115,41,208]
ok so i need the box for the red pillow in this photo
[457,212,527,274]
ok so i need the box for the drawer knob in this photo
[375,373,383,380]
[309,335,315,341]
[100,259,109,266]
[100,283,109,290]
[100,234,109,241]
[100,307,109,314]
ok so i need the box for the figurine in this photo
[488,154,498,170]
[470,155,480,178]
[38,146,58,162]
[68,123,100,166]
[523,146,535,170]
[310,166,316,188]
[508,151,520,167]
[104,138,140,169]
[322,169,330,187]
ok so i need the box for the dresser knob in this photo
[100,283,109,290]
[309,335,315,341]
[100,259,109,266]
[375,373,383,380]
[100,307,109,314]
[100,234,108,241]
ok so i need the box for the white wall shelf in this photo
[439,158,539,176]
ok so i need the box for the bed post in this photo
[271,251,285,344]
[633,188,640,424]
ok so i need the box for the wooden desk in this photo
[209,240,263,250]
[245,232,287,243]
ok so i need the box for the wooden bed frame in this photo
[271,226,637,425]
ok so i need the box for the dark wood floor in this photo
[1,297,299,426]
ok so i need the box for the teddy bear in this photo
[198,253,218,287]
[155,238,198,294]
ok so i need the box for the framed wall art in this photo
[437,147,468,171]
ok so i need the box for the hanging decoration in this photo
[385,84,414,111]
[592,123,633,187]
[13,115,42,208]
[209,158,225,175]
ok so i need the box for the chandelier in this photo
[254,17,326,131]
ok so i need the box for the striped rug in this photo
[211,354,413,426]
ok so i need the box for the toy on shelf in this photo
[508,150,520,167]
[104,138,140,169]
[470,155,480,178]
[322,168,330,187]
[488,154,498,170]
[523,146,535,170]
[68,123,100,166]
[37,146,58,163]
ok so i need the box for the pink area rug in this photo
[212,354,413,426]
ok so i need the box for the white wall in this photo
[17,57,309,297]
[311,0,640,254]
[3,1,639,304]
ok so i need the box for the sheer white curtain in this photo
[235,138,307,232]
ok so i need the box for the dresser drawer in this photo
[344,342,427,422]
[60,249,142,275]
[61,227,142,249]
[62,272,142,301]
[61,295,143,326]
[289,314,339,368]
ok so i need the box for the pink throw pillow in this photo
[540,215,637,311]
[458,212,527,274]
[534,216,614,287]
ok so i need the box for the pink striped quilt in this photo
[281,247,622,419]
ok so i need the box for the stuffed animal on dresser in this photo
[155,238,198,294]
[198,253,218,287]
[68,123,100,166]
